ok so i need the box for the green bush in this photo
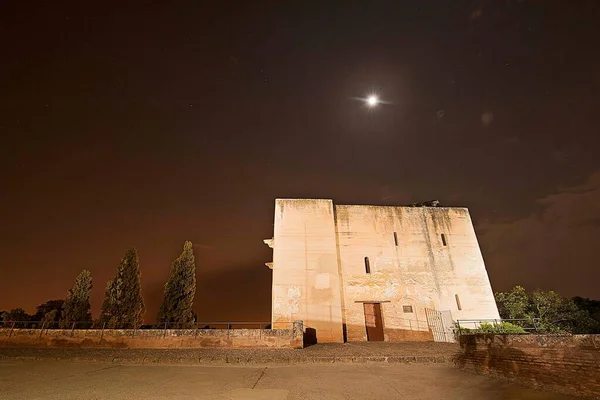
[459,321,527,334]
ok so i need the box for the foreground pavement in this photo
[0,360,580,400]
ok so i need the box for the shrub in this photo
[459,321,527,334]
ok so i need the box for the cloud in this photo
[552,146,579,164]
[481,112,494,126]
[503,136,520,146]
[477,171,600,299]
[447,193,462,203]
[379,185,413,204]
[470,7,483,20]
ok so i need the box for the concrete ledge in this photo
[0,353,454,365]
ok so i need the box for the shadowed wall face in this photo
[267,199,499,343]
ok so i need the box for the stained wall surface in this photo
[335,205,500,342]
[267,199,499,343]
[269,199,344,342]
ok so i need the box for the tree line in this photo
[3,256,599,333]
[495,286,600,334]
[0,241,197,329]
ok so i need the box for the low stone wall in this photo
[454,334,600,399]
[0,322,303,349]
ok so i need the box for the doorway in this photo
[363,303,384,341]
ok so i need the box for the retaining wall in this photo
[0,321,303,349]
[454,334,600,399]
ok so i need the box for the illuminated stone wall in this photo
[335,205,500,342]
[267,199,499,343]
[269,199,344,343]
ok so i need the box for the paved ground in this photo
[0,342,457,364]
[0,360,580,400]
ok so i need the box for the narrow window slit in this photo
[364,257,371,274]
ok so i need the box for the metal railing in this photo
[0,320,298,342]
[0,320,292,331]
[455,318,540,334]
[184,322,275,330]
[1,320,137,330]
[398,317,430,331]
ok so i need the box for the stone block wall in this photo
[270,199,344,343]
[455,334,600,398]
[336,205,499,342]
[0,321,303,349]
[266,199,499,344]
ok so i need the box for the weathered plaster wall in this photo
[0,322,303,349]
[270,199,344,342]
[268,199,499,343]
[335,205,499,342]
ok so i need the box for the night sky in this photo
[2,1,599,322]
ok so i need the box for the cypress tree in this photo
[99,248,145,328]
[61,270,93,328]
[99,278,119,328]
[156,241,196,328]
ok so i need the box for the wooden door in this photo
[364,303,384,341]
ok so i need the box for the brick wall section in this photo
[0,321,303,349]
[384,328,433,342]
[454,334,600,399]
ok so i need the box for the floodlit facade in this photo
[264,199,500,343]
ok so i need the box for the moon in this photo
[350,93,388,107]
[366,95,379,107]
